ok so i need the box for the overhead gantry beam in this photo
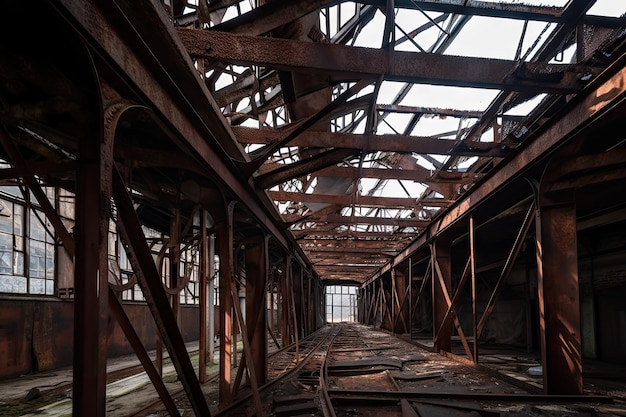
[180,0,625,32]
[313,266,388,275]
[269,191,452,209]
[291,165,477,184]
[209,0,334,36]
[289,213,430,228]
[358,0,566,22]
[306,246,399,255]
[294,230,415,239]
[234,127,513,157]
[256,159,477,194]
[374,105,484,118]
[178,29,595,94]
[254,148,358,189]
[310,256,390,264]
[304,240,409,250]
[362,0,625,28]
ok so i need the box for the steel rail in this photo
[214,325,341,416]
[318,325,342,417]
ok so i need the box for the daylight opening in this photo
[325,284,358,323]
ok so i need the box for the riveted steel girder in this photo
[179,29,593,94]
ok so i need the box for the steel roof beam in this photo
[210,0,333,36]
[254,148,358,189]
[374,104,484,118]
[304,242,408,250]
[291,213,430,227]
[269,190,452,208]
[358,0,564,22]
[304,165,475,184]
[235,127,513,157]
[178,29,594,94]
[296,231,414,239]
[305,246,398,255]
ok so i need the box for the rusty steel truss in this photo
[0,0,625,415]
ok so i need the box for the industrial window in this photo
[325,284,357,323]
[109,225,202,305]
[179,245,200,305]
[146,226,201,305]
[108,220,145,302]
[0,183,203,303]
[213,255,220,306]
[0,186,56,296]
[28,209,55,295]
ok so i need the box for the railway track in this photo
[10,323,620,417]
[130,324,344,416]
[215,323,344,417]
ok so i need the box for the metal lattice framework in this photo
[0,0,624,287]
[0,0,625,413]
[172,0,625,283]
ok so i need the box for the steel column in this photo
[280,263,290,347]
[244,235,269,385]
[307,272,313,335]
[217,203,235,404]
[470,216,478,363]
[407,256,413,339]
[269,272,277,347]
[209,233,216,365]
[393,267,409,334]
[228,258,264,415]
[380,279,392,330]
[375,282,384,327]
[294,265,304,339]
[431,240,452,352]
[411,262,431,334]
[288,256,300,358]
[391,268,396,331]
[535,199,582,394]
[199,209,209,382]
[363,286,369,324]
[72,100,114,416]
[73,153,108,415]
[170,205,181,321]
